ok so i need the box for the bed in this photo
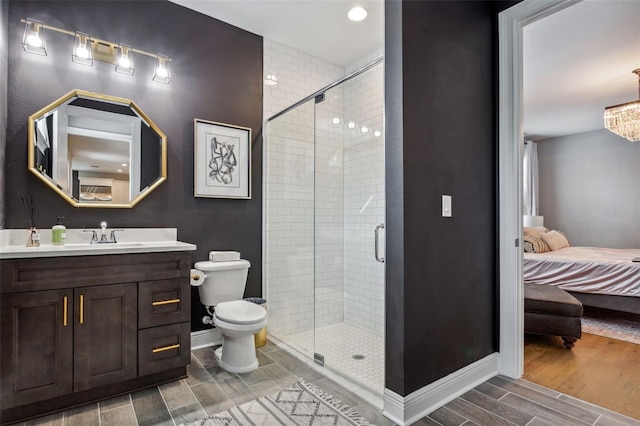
[523,246,640,315]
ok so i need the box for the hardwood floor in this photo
[524,332,640,420]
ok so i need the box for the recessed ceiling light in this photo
[348,6,368,22]
[121,163,128,167]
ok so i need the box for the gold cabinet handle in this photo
[63,296,68,326]
[152,344,180,353]
[152,298,180,306]
[79,294,84,324]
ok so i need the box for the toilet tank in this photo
[193,259,251,306]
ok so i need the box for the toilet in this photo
[191,253,267,373]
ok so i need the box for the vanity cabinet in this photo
[0,251,191,424]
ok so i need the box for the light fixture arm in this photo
[635,68,640,99]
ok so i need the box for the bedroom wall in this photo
[537,129,640,248]
[4,0,263,332]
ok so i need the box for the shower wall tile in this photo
[264,40,345,337]
[264,39,385,339]
[343,64,385,337]
[264,39,343,120]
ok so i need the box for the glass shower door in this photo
[313,63,385,392]
[264,100,317,359]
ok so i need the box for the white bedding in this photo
[523,246,640,297]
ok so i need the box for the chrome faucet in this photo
[83,221,123,244]
[100,221,109,242]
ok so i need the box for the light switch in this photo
[442,195,452,217]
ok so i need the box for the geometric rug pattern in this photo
[185,381,373,426]
[581,307,640,345]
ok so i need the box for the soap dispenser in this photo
[52,217,66,245]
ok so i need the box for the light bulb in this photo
[347,121,356,129]
[332,117,341,125]
[374,130,382,137]
[156,65,168,78]
[361,126,369,133]
[118,56,131,69]
[75,44,89,59]
[26,32,42,47]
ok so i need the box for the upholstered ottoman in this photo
[524,283,583,349]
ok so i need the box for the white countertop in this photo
[0,228,196,259]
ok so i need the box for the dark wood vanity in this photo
[0,251,192,424]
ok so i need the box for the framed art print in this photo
[194,119,251,199]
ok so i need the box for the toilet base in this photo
[214,336,259,373]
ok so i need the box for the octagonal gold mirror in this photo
[28,90,167,208]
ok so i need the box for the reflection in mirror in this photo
[29,90,167,208]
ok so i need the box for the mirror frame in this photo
[28,90,167,208]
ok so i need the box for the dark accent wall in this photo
[0,0,8,229]
[385,0,497,396]
[4,1,263,332]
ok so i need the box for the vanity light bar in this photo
[21,18,172,83]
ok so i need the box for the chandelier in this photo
[604,69,640,142]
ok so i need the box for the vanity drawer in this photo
[138,322,190,377]
[138,279,190,328]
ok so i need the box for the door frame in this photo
[497,0,580,378]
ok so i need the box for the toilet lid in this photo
[215,300,266,325]
[194,259,250,272]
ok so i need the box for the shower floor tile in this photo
[280,322,384,393]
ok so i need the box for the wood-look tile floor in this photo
[13,341,639,426]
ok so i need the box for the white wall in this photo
[537,129,640,248]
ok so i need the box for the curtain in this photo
[523,140,538,216]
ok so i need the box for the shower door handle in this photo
[375,223,385,263]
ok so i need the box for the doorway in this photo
[499,0,640,419]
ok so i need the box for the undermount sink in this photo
[63,242,145,249]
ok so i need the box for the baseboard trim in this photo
[190,328,222,350]
[383,353,499,425]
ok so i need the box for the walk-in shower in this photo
[264,59,384,393]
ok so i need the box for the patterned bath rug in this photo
[184,380,373,426]
[581,307,640,345]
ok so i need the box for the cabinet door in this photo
[74,284,137,391]
[0,290,73,408]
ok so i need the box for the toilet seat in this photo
[215,300,266,325]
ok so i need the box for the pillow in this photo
[523,226,548,240]
[523,234,550,253]
[541,230,570,251]
[523,240,535,253]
